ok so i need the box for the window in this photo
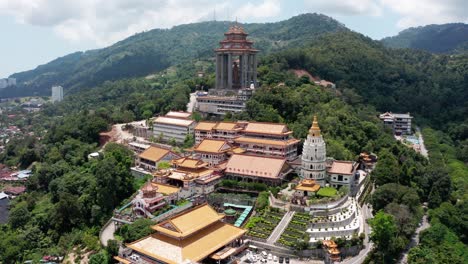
[338,175,343,181]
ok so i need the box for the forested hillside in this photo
[381,23,468,53]
[2,13,346,97]
[261,32,468,158]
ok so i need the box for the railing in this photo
[151,202,193,223]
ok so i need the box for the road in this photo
[399,214,430,264]
[187,92,196,112]
[341,204,373,264]
[416,127,428,158]
[267,211,295,244]
[100,221,116,247]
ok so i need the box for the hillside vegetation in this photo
[381,23,468,53]
[3,13,346,97]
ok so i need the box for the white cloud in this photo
[304,0,383,16]
[0,0,279,47]
[234,0,281,20]
[381,0,468,28]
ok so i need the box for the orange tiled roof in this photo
[327,161,357,175]
[234,136,299,146]
[244,122,290,135]
[139,146,172,162]
[127,220,245,264]
[295,179,321,192]
[225,154,289,179]
[194,139,231,153]
[195,122,217,131]
[214,122,240,131]
[152,204,224,238]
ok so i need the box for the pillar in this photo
[215,54,220,89]
[227,54,233,89]
[220,54,225,89]
[253,54,257,87]
[243,54,249,88]
[239,55,244,88]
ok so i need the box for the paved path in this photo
[341,204,374,264]
[416,127,428,158]
[267,211,295,244]
[100,221,116,247]
[187,92,196,112]
[399,214,430,264]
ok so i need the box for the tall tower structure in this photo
[215,23,258,90]
[301,116,327,185]
[51,85,64,102]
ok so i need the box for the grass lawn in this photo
[317,187,337,197]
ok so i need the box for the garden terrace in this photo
[245,208,285,241]
[276,212,311,248]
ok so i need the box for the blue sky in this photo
[0,0,466,77]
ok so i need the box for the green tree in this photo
[369,211,399,263]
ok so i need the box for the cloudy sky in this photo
[0,0,466,77]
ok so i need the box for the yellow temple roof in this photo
[127,220,245,264]
[152,204,225,238]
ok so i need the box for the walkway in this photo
[267,211,295,244]
[341,203,374,264]
[416,127,428,158]
[100,221,116,247]
[187,92,196,112]
[399,214,430,264]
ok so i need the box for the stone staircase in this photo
[267,211,295,244]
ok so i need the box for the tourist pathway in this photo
[341,203,374,264]
[416,127,428,158]
[267,211,295,244]
[399,214,430,264]
[187,92,196,112]
[100,221,116,247]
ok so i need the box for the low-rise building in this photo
[225,154,293,186]
[192,139,236,166]
[153,157,222,199]
[128,142,150,153]
[136,146,181,171]
[379,112,412,135]
[153,115,196,143]
[234,122,300,160]
[194,121,244,144]
[327,160,359,189]
[116,203,246,264]
[196,95,247,115]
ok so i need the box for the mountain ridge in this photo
[381,23,468,53]
[4,13,347,97]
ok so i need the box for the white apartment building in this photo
[51,85,64,102]
[153,116,196,143]
[379,112,412,135]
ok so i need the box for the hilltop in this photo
[381,23,468,53]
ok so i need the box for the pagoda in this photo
[215,23,258,89]
[301,116,327,185]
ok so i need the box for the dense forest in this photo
[381,23,468,53]
[0,13,467,264]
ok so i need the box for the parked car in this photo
[261,251,268,259]
[268,254,273,260]
[279,256,284,263]
[285,257,290,264]
[273,256,278,262]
